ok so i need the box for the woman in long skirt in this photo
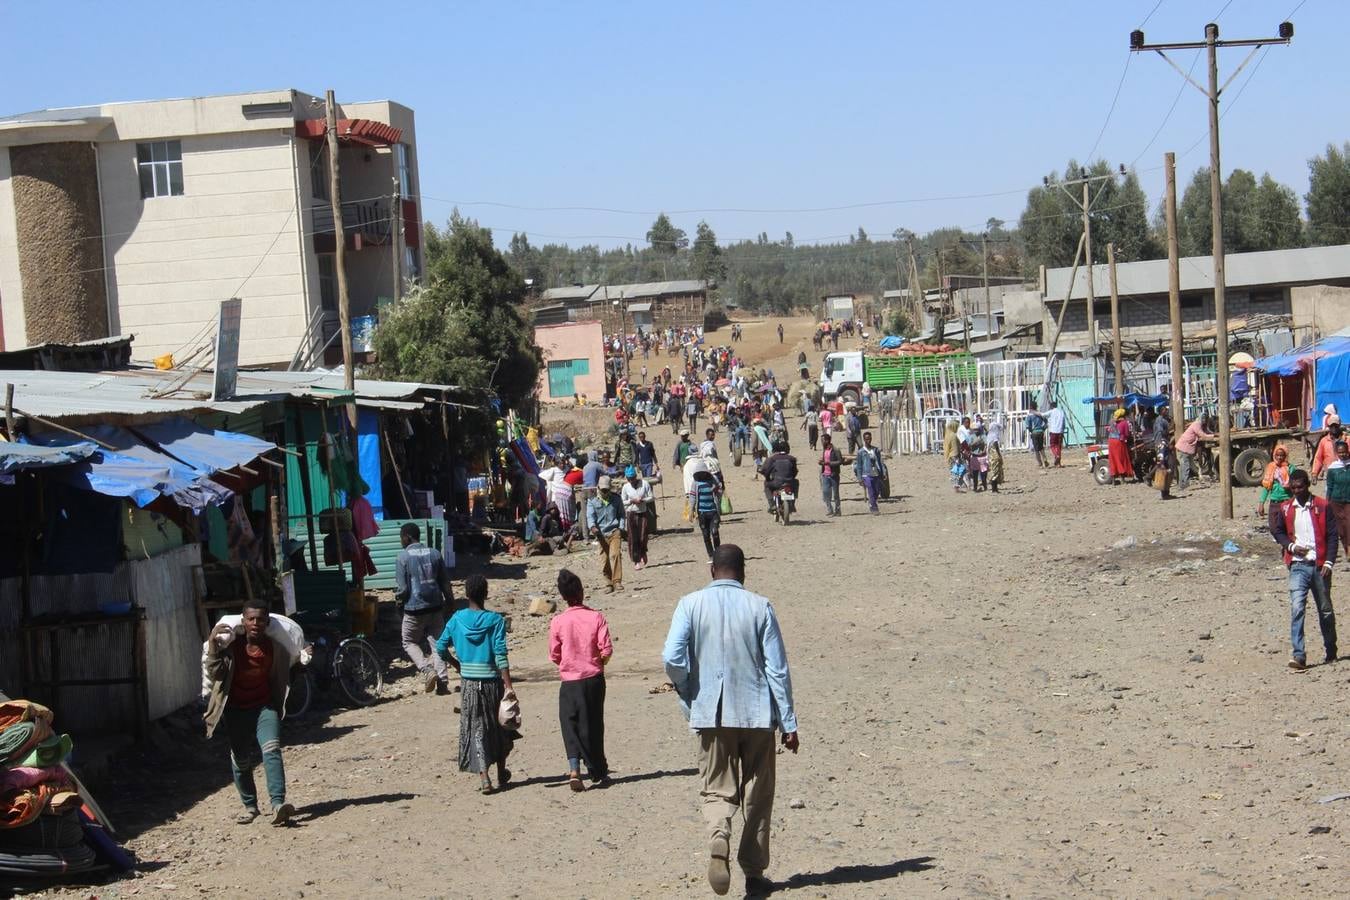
[1107,408,1136,484]
[436,574,518,794]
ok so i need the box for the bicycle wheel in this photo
[334,639,383,707]
[285,670,313,720]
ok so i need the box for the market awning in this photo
[23,419,276,512]
[1083,393,1169,409]
[1256,335,1350,377]
[0,441,99,475]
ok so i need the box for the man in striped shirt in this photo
[690,467,723,561]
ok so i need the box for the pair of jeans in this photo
[223,704,285,810]
[697,511,721,558]
[1178,451,1195,487]
[1288,561,1338,661]
[820,474,840,515]
[861,475,879,512]
[625,510,648,564]
[598,529,623,587]
[402,609,448,685]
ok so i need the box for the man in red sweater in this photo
[1271,469,1339,669]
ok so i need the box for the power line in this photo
[1084,53,1133,163]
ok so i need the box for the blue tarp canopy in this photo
[1257,336,1350,429]
[1255,335,1350,377]
[23,418,275,512]
[0,441,99,475]
[879,335,905,349]
[1083,392,1169,409]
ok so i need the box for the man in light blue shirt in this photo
[662,544,799,897]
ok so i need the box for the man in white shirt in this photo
[1045,402,1067,467]
[620,466,653,570]
[699,428,719,460]
[1270,469,1339,669]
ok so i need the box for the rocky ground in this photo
[25,315,1349,898]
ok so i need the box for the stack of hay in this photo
[0,700,98,877]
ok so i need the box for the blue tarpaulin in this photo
[879,335,904,349]
[23,418,274,512]
[1082,392,1169,409]
[0,441,98,475]
[1257,336,1350,429]
[1255,336,1350,377]
[356,409,383,520]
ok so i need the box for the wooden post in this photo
[1164,152,1186,435]
[325,90,358,429]
[291,405,320,573]
[1107,243,1124,395]
[391,177,402,302]
[4,383,14,439]
[1206,24,1233,519]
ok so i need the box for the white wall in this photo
[99,129,308,365]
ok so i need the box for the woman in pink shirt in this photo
[548,569,614,791]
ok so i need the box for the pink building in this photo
[534,321,606,403]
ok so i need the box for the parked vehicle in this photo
[285,608,383,718]
[819,349,975,405]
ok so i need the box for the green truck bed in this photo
[863,352,976,388]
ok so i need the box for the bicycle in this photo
[728,426,749,466]
[285,608,384,718]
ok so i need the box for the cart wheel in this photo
[1093,461,1112,486]
[334,639,383,707]
[285,670,313,720]
[1233,447,1270,487]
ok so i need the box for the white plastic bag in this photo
[200,613,306,700]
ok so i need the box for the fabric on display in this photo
[15,734,72,769]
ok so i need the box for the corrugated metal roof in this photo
[541,284,601,301]
[1046,244,1350,301]
[3,366,474,424]
[627,302,654,313]
[600,280,707,299]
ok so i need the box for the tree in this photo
[646,213,687,256]
[885,308,915,337]
[1306,142,1350,246]
[373,212,540,412]
[1018,159,1158,272]
[690,220,727,285]
[1179,167,1304,255]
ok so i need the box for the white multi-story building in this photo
[0,89,422,367]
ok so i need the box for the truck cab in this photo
[820,350,865,402]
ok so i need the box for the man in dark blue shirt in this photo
[395,523,453,694]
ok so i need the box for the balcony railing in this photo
[311,197,392,244]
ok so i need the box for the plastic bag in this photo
[498,691,521,729]
[682,498,692,522]
[719,493,733,515]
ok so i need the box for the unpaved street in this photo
[44,317,1350,898]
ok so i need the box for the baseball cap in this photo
[624,465,637,478]
[598,475,612,489]
[680,428,690,436]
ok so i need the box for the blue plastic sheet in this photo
[0,441,98,475]
[1082,392,1169,409]
[135,419,275,473]
[1256,336,1350,377]
[878,335,904,349]
[356,409,384,520]
[1315,351,1350,431]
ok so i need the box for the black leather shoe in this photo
[745,875,775,897]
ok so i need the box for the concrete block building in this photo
[0,89,422,367]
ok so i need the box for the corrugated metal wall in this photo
[131,544,203,720]
[25,618,140,735]
[358,518,443,590]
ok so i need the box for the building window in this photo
[1250,288,1284,304]
[1180,294,1204,310]
[309,141,329,201]
[317,253,337,311]
[395,143,414,196]
[136,140,183,198]
[403,246,418,281]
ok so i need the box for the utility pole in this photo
[1048,167,1120,353]
[981,232,991,340]
[391,176,402,304]
[1164,151,1186,434]
[325,89,357,427]
[1107,243,1124,396]
[1131,20,1293,519]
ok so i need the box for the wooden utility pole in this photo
[325,90,357,427]
[1107,243,1124,395]
[1164,152,1186,434]
[1081,177,1097,351]
[1205,23,1233,519]
[981,232,992,340]
[391,176,402,303]
[1131,21,1295,517]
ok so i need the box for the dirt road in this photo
[42,320,1349,898]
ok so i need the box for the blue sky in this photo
[3,0,1338,250]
